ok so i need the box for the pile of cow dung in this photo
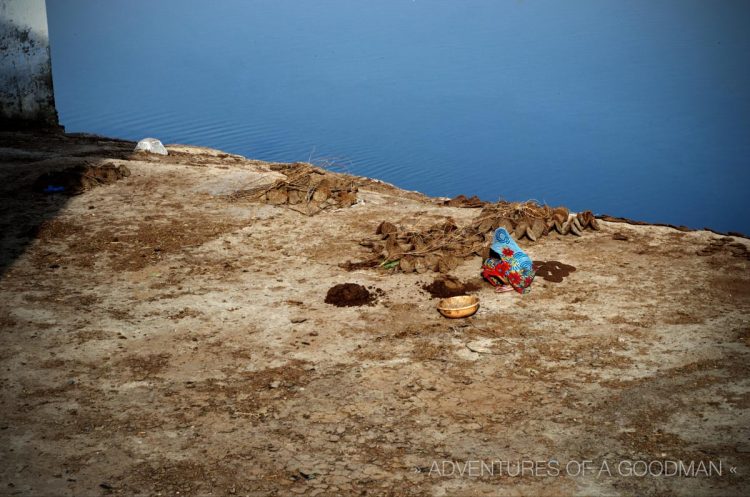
[422,276,483,298]
[232,163,358,215]
[472,202,599,240]
[533,260,578,283]
[33,162,131,195]
[324,283,376,307]
[344,200,599,274]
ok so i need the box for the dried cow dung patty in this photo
[325,283,375,307]
[423,276,482,298]
[533,260,577,283]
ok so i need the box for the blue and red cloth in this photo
[481,227,536,294]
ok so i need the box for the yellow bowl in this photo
[437,295,480,319]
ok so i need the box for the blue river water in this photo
[47,0,750,233]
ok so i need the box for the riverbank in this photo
[1,131,749,496]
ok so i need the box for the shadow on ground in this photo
[0,131,135,276]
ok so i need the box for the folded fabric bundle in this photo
[481,227,536,294]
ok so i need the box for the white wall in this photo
[0,0,58,128]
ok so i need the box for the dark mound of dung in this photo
[423,276,482,298]
[533,260,577,283]
[325,283,374,307]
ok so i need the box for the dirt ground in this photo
[1,131,749,496]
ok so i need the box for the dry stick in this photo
[231,163,357,217]
[464,343,509,356]
[399,229,475,257]
[286,204,313,216]
[230,164,313,199]
[287,185,350,193]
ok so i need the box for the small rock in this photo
[290,317,307,324]
[269,380,281,389]
[298,470,315,480]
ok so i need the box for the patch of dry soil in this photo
[1,131,749,496]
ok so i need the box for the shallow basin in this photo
[437,295,480,319]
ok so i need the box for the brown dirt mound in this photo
[232,162,357,215]
[325,283,375,307]
[33,162,131,195]
[423,276,483,298]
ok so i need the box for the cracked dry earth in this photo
[1,132,749,496]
